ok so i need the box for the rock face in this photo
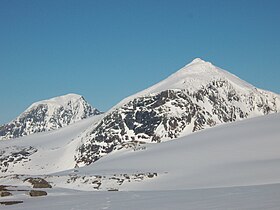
[0,94,100,140]
[75,58,280,166]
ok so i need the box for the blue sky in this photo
[0,0,280,124]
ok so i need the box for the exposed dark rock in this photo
[0,191,12,197]
[24,177,52,188]
[108,188,118,191]
[0,201,23,205]
[29,190,47,197]
[0,185,8,191]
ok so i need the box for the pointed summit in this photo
[129,58,244,97]
[185,58,215,68]
[180,58,216,73]
[189,57,206,64]
[111,58,255,110]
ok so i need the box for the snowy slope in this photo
[0,114,103,174]
[0,94,100,140]
[1,114,280,209]
[74,58,280,165]
[63,113,280,191]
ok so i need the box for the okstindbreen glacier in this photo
[0,58,280,209]
[1,113,280,209]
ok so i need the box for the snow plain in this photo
[3,183,280,210]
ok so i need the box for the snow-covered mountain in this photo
[0,94,100,140]
[0,58,279,172]
[74,58,280,165]
[0,56,280,209]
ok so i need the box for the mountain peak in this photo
[189,57,206,64]
[184,58,214,70]
[74,58,280,166]
[116,58,255,105]
[31,93,83,107]
[0,93,100,140]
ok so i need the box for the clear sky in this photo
[0,0,280,125]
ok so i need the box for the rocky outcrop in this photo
[29,190,47,197]
[0,146,37,173]
[24,177,52,188]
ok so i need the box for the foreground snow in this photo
[3,183,280,210]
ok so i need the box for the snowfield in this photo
[3,183,280,210]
